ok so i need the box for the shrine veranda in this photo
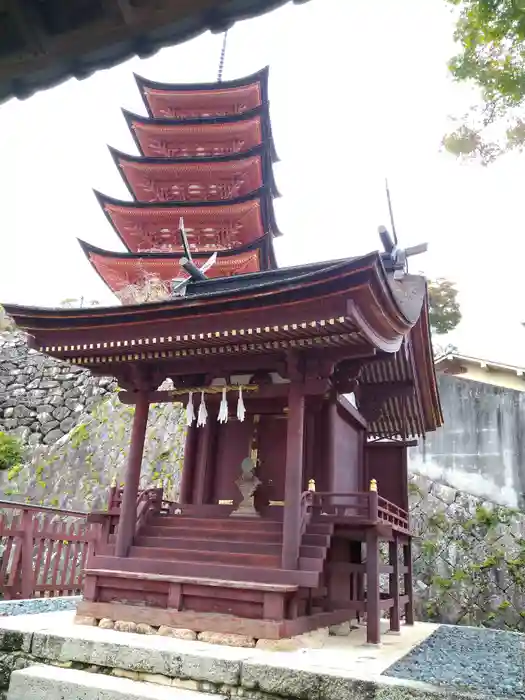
[2,67,442,644]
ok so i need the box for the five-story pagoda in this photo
[83,67,280,303]
[3,64,442,644]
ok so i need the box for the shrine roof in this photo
[4,253,424,348]
[135,66,269,119]
[79,237,275,299]
[95,187,281,253]
[123,105,278,162]
[109,143,280,203]
[3,252,441,435]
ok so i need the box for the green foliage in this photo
[428,278,462,335]
[0,432,23,471]
[444,0,525,163]
[70,423,90,449]
[412,480,525,631]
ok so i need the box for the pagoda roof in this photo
[79,237,275,299]
[123,104,278,162]
[2,253,441,438]
[109,143,280,203]
[135,66,269,120]
[95,187,282,254]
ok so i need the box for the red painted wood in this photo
[115,393,150,557]
[282,383,305,570]
[365,529,380,644]
[90,554,320,587]
[130,546,281,568]
[142,524,283,543]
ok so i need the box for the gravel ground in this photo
[0,595,80,617]
[384,625,525,697]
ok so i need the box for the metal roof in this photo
[0,0,310,105]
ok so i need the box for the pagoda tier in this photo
[110,144,280,204]
[79,238,274,300]
[95,189,281,254]
[135,66,269,120]
[123,105,277,161]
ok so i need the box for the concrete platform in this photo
[0,610,460,700]
[7,665,222,700]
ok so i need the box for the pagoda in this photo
[83,68,279,303]
[3,66,443,644]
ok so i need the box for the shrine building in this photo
[3,66,442,644]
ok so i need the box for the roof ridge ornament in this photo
[171,217,218,297]
[379,179,427,280]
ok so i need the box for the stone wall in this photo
[0,331,185,511]
[410,472,525,631]
[0,332,117,446]
[410,373,525,508]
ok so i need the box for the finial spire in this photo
[217,31,228,83]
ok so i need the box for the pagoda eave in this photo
[108,143,281,203]
[94,187,282,254]
[78,237,275,299]
[134,66,270,119]
[123,104,279,163]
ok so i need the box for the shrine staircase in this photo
[96,512,333,588]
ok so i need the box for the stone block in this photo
[136,623,156,635]
[197,631,255,648]
[98,618,114,630]
[74,616,97,627]
[114,620,137,633]
[7,665,224,699]
[158,627,196,641]
[241,660,320,700]
[31,632,181,677]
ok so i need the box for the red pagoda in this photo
[3,66,442,644]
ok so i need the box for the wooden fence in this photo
[0,500,97,600]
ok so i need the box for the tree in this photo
[443,0,525,163]
[428,278,462,335]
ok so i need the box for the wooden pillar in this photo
[282,383,305,570]
[389,535,401,632]
[403,538,414,625]
[179,425,197,504]
[115,393,149,557]
[193,418,217,505]
[365,529,380,644]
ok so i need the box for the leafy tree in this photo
[444,0,525,163]
[428,278,462,335]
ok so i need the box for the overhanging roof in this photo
[0,0,310,105]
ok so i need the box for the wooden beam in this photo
[119,378,328,405]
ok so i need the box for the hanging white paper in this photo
[185,391,195,426]
[197,391,208,427]
[237,386,246,422]
[218,387,229,424]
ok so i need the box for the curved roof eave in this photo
[0,2,311,105]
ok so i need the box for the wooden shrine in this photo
[2,67,442,643]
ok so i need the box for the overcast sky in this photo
[1,0,523,363]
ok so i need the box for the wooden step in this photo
[91,554,320,588]
[142,525,283,543]
[152,516,283,532]
[134,536,326,559]
[129,546,281,568]
[302,533,331,547]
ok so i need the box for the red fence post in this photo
[20,509,34,599]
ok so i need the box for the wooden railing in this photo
[0,500,97,600]
[307,491,409,531]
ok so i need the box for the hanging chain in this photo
[217,30,228,82]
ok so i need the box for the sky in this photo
[0,0,524,364]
